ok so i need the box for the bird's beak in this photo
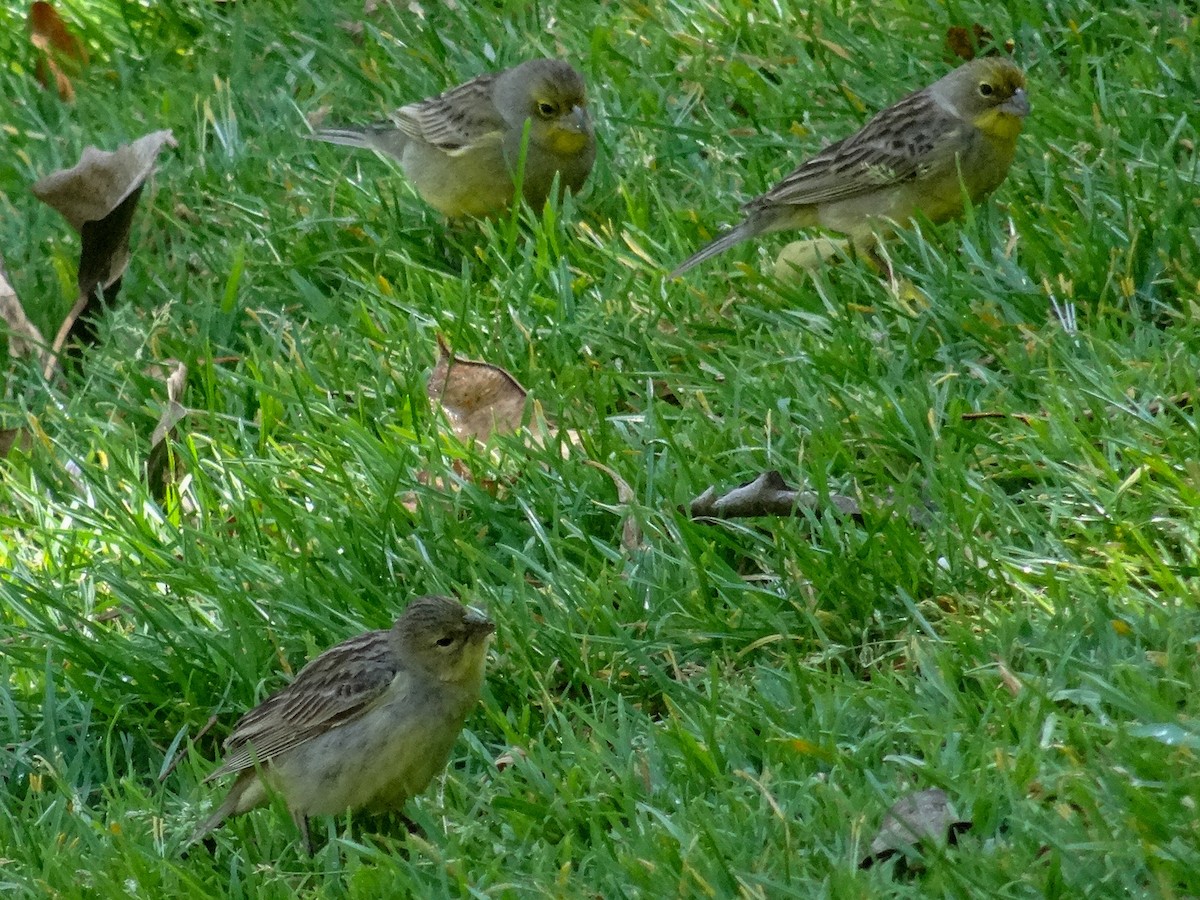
[561,104,590,134]
[1005,88,1030,118]
[465,607,496,635]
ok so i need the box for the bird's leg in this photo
[400,812,425,838]
[772,236,850,282]
[862,242,894,283]
[295,813,314,857]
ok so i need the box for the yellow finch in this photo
[188,595,494,854]
[312,58,596,218]
[670,57,1029,277]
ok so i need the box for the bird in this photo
[669,57,1030,278]
[187,595,495,854]
[310,58,596,218]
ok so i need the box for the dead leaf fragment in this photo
[31,130,175,375]
[160,714,218,783]
[689,470,860,519]
[145,359,188,500]
[33,130,175,234]
[1145,392,1194,416]
[29,1,88,102]
[994,655,1022,696]
[494,747,527,772]
[859,788,973,870]
[960,410,1037,426]
[0,256,49,366]
[0,427,33,459]
[427,334,528,444]
[944,23,1014,62]
[586,460,643,551]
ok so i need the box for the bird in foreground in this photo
[188,595,495,854]
[670,57,1030,278]
[311,58,596,219]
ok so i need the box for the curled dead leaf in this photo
[32,130,175,375]
[961,410,1037,426]
[32,130,175,234]
[427,334,528,444]
[689,470,860,520]
[586,460,643,552]
[859,788,973,870]
[145,359,188,500]
[0,427,33,459]
[993,655,1022,696]
[29,1,88,102]
[0,257,50,368]
[494,747,527,772]
[944,23,1013,62]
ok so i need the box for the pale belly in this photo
[267,695,467,817]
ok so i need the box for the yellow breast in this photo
[546,127,591,156]
[973,108,1025,143]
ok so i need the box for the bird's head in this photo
[499,58,594,156]
[395,595,495,686]
[945,57,1029,142]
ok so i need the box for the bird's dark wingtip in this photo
[666,224,752,280]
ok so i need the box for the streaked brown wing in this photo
[205,629,400,781]
[390,73,507,152]
[752,90,963,210]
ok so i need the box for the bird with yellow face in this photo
[187,596,495,855]
[312,58,596,218]
[670,57,1030,277]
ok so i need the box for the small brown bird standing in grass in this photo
[188,595,495,854]
[311,58,596,218]
[670,57,1030,277]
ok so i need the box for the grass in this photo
[1,0,1198,895]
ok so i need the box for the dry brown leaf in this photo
[993,655,1023,696]
[160,714,218,783]
[427,334,528,444]
[0,256,50,367]
[792,29,851,61]
[944,23,1013,62]
[965,392,1192,427]
[494,747,526,772]
[0,427,33,459]
[32,130,174,234]
[586,460,643,551]
[689,470,860,519]
[652,380,680,406]
[859,788,973,870]
[29,1,88,103]
[145,359,188,500]
[961,410,1037,426]
[32,130,175,376]
[1145,392,1194,415]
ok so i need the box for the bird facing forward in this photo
[188,595,495,854]
[670,57,1030,277]
[311,58,596,218]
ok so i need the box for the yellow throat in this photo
[547,127,590,155]
[973,108,1025,143]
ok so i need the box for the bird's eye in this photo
[978,82,994,97]
[435,636,455,648]
[537,101,557,117]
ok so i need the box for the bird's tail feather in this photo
[668,222,758,278]
[308,128,374,150]
[182,771,261,853]
[185,802,231,851]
